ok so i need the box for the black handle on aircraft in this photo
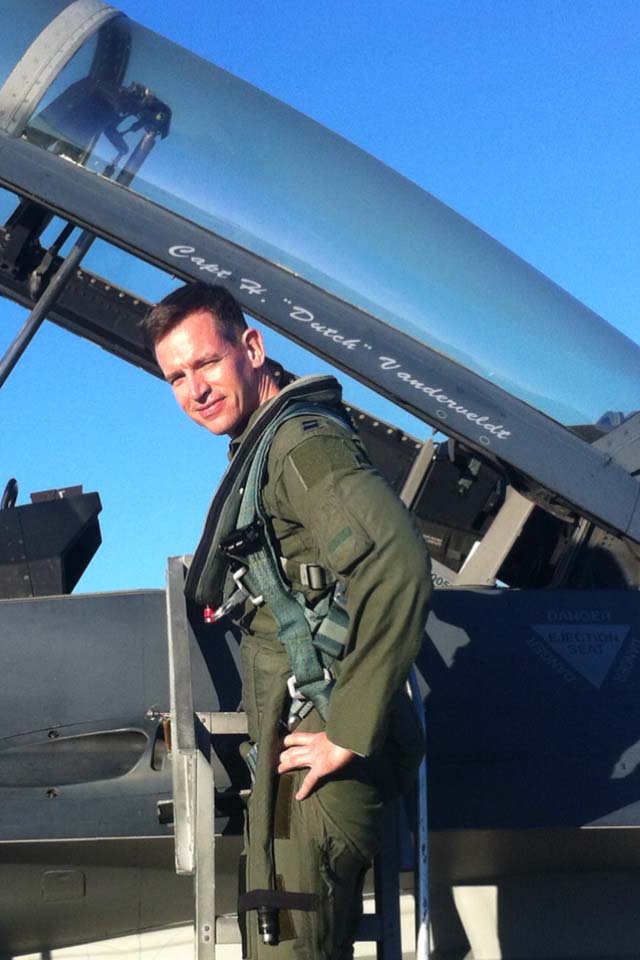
[1,478,18,510]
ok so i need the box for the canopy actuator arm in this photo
[0,228,96,390]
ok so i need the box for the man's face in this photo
[154,308,265,437]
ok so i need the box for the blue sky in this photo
[1,0,639,592]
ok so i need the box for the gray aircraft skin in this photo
[1,2,640,958]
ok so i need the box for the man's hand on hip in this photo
[278,731,355,801]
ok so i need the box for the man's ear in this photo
[242,327,266,369]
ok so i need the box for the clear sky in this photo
[1,0,639,593]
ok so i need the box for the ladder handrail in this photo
[166,555,216,959]
[409,667,430,960]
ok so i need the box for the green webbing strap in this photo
[186,375,341,608]
[299,586,349,663]
[235,403,350,720]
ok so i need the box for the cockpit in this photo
[1,0,639,578]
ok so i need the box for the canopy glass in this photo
[4,2,640,431]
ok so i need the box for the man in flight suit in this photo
[144,283,431,960]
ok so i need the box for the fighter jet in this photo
[1,2,640,958]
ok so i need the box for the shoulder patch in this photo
[266,412,367,500]
[287,436,361,490]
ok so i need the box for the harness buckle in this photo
[205,566,264,623]
[231,565,264,605]
[287,668,332,701]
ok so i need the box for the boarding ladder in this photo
[164,555,429,960]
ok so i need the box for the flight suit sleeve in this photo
[265,420,432,758]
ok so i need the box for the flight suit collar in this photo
[228,374,343,460]
[228,397,279,460]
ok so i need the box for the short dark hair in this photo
[143,283,247,347]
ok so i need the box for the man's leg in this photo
[243,766,382,960]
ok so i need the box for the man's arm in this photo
[267,420,431,781]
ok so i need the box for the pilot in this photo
[144,282,431,960]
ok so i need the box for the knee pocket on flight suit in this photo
[316,834,369,960]
[281,794,370,960]
[242,772,374,960]
[288,771,376,958]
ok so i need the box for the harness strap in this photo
[312,587,350,660]
[231,403,351,721]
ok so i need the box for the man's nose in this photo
[187,371,210,401]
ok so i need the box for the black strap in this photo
[238,889,318,913]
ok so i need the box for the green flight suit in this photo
[227,380,432,960]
